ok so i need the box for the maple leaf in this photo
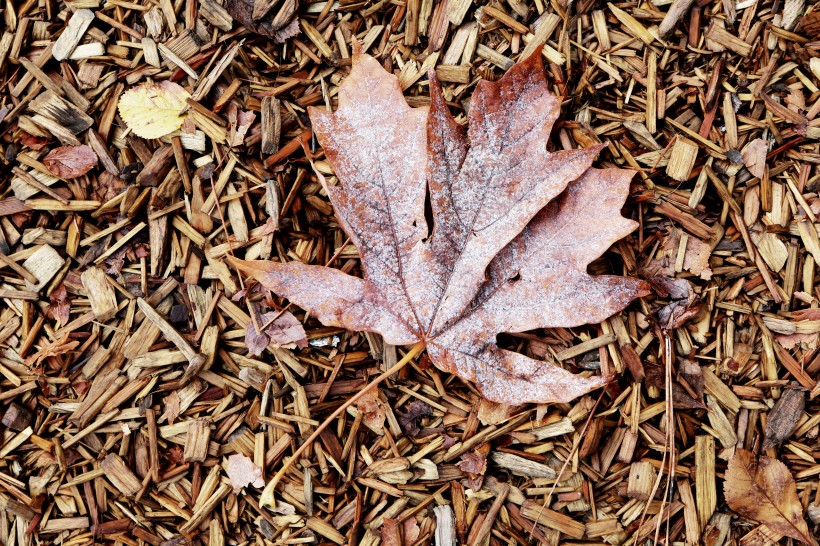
[43,145,98,179]
[724,449,816,545]
[230,50,648,404]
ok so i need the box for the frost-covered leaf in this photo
[118,81,191,139]
[230,50,648,405]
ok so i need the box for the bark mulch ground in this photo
[1,0,820,544]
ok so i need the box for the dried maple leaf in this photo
[230,50,649,404]
[118,81,191,139]
[725,449,816,545]
[43,145,98,179]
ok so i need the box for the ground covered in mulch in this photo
[1,0,820,544]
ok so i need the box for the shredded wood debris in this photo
[1,0,820,544]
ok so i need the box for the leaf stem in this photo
[259,341,426,507]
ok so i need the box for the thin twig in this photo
[258,341,425,507]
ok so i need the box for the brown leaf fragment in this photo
[354,390,385,435]
[762,383,805,450]
[226,0,299,42]
[262,311,307,347]
[226,453,265,492]
[396,400,433,436]
[230,51,648,405]
[25,334,80,367]
[244,310,307,356]
[94,171,128,202]
[47,284,72,326]
[381,518,402,546]
[43,145,98,179]
[244,322,270,356]
[457,448,488,491]
[644,228,712,278]
[724,449,816,545]
[477,398,519,426]
[227,104,256,147]
[650,277,703,330]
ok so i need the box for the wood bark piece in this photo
[81,267,118,321]
[53,9,95,61]
[101,454,142,497]
[136,297,207,384]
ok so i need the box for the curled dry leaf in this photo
[226,453,265,492]
[43,145,98,179]
[724,449,816,545]
[353,390,386,435]
[230,50,649,405]
[650,277,703,330]
[396,400,433,437]
[227,103,256,147]
[25,334,80,367]
[118,81,191,139]
[226,0,300,43]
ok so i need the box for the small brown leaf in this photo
[230,50,648,405]
[762,383,805,450]
[43,145,98,179]
[650,277,703,330]
[47,284,71,327]
[262,311,307,348]
[724,449,815,545]
[354,390,385,435]
[381,518,401,546]
[244,321,271,357]
[226,453,265,492]
[227,104,256,147]
[396,400,433,437]
[25,334,80,367]
[244,310,307,356]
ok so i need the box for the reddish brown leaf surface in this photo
[43,145,98,179]
[724,449,816,545]
[231,50,648,404]
[244,310,308,356]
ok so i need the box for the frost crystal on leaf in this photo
[231,49,649,405]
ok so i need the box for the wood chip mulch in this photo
[1,0,820,544]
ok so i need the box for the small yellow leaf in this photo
[118,81,191,139]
